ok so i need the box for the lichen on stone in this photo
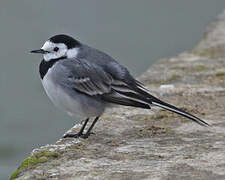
[170,74,181,80]
[10,150,60,180]
[10,157,47,180]
[33,150,60,159]
[192,46,224,58]
[215,71,225,77]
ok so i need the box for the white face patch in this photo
[41,41,78,61]
[66,48,79,58]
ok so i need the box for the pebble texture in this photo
[12,10,225,180]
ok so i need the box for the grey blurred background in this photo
[0,0,225,179]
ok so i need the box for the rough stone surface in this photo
[12,10,225,180]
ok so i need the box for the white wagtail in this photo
[30,34,209,139]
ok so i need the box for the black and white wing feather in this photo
[60,58,112,96]
[58,58,151,109]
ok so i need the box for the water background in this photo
[1,1,225,179]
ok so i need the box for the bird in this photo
[30,34,209,139]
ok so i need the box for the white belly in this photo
[41,70,105,118]
[42,73,84,117]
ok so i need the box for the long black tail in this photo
[114,83,209,126]
[151,99,209,126]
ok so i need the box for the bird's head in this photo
[30,34,81,61]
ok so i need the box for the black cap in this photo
[49,34,81,49]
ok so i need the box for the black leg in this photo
[63,118,89,138]
[80,117,100,139]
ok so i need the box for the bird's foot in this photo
[63,132,83,138]
[63,132,95,139]
[79,132,95,139]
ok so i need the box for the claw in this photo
[79,132,95,139]
[63,132,82,138]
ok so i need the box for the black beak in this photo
[30,49,48,54]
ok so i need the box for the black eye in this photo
[53,47,59,52]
